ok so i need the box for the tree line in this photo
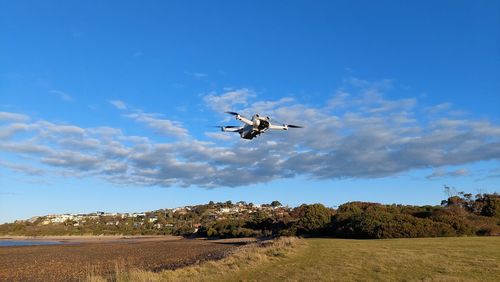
[198,192,499,239]
[1,191,498,239]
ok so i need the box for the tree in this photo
[443,185,457,198]
[294,204,332,234]
[156,212,167,224]
[480,194,500,217]
[166,210,174,219]
[271,201,282,207]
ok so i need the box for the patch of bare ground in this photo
[89,237,301,282]
[0,237,246,281]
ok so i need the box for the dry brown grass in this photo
[87,237,301,282]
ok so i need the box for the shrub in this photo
[292,204,332,235]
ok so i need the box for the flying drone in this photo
[216,111,303,140]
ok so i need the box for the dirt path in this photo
[0,237,241,281]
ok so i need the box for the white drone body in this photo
[218,111,303,140]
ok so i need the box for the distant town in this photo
[2,201,290,237]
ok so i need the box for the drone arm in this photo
[268,124,288,130]
[235,115,253,126]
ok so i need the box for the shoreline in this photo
[0,235,258,245]
[0,234,182,243]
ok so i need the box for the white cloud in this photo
[41,151,101,171]
[203,88,256,112]
[427,168,470,179]
[109,100,127,110]
[1,78,499,187]
[50,90,75,102]
[327,91,350,109]
[0,123,31,139]
[0,141,52,155]
[0,160,44,176]
[204,131,233,141]
[424,103,452,115]
[107,101,188,139]
[0,112,29,122]
[186,72,208,79]
[125,112,188,139]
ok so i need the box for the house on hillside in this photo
[219,207,231,213]
[173,208,188,215]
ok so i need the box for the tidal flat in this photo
[0,236,247,281]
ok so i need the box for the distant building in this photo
[219,207,231,213]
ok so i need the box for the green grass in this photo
[217,237,500,281]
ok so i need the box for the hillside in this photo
[1,193,499,238]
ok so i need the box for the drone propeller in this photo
[211,125,241,132]
[210,125,240,128]
[225,111,240,116]
[270,117,303,129]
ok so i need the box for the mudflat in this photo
[0,236,242,281]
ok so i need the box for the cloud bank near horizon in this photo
[1,79,499,187]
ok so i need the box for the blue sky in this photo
[1,1,499,223]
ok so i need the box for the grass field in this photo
[221,237,500,281]
[114,236,500,282]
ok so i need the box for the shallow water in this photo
[0,240,64,247]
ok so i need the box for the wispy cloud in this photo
[108,100,188,139]
[0,191,19,196]
[204,131,233,141]
[0,160,44,176]
[185,72,208,79]
[71,32,83,38]
[0,111,30,122]
[50,90,75,102]
[203,88,256,112]
[0,123,31,139]
[427,168,469,179]
[108,100,127,110]
[125,111,189,139]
